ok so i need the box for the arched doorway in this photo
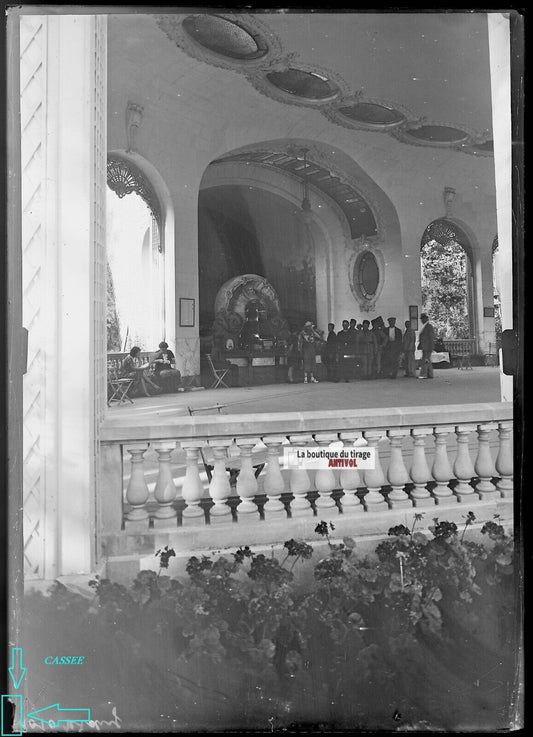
[420,219,475,340]
[106,154,165,352]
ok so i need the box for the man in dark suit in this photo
[323,323,338,381]
[336,320,355,382]
[418,312,435,379]
[382,316,403,378]
[402,320,417,377]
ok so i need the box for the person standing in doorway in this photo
[402,320,417,377]
[418,313,435,379]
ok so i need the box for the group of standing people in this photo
[288,314,435,383]
[120,341,182,396]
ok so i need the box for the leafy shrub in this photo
[23,514,518,731]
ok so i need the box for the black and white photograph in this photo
[4,6,523,733]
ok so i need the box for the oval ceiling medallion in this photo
[338,102,405,128]
[266,69,339,101]
[406,125,469,144]
[182,15,268,60]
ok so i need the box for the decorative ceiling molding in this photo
[391,118,481,150]
[155,13,283,72]
[246,61,349,108]
[322,95,412,132]
[154,13,492,156]
[215,144,383,241]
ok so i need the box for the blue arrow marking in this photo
[26,704,91,726]
[8,649,26,690]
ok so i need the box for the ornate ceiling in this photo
[156,11,495,156]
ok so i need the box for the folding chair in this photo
[107,364,134,406]
[206,354,230,389]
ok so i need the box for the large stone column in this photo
[488,14,513,402]
[20,14,107,577]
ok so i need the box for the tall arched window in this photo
[420,219,474,339]
[106,155,164,352]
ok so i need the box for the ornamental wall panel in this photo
[21,15,46,579]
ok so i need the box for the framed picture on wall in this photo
[409,305,419,331]
[484,306,495,317]
[179,297,195,327]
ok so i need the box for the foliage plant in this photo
[22,514,517,732]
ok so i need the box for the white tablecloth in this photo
[414,350,450,363]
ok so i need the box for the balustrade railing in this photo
[443,339,477,356]
[99,403,513,538]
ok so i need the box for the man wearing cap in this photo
[382,316,403,379]
[418,313,435,379]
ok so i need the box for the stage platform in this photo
[105,366,502,424]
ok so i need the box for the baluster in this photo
[338,432,364,513]
[313,433,339,512]
[409,428,435,507]
[475,423,498,499]
[181,442,207,525]
[124,443,150,529]
[235,437,261,521]
[453,424,478,501]
[387,430,412,509]
[152,441,178,526]
[208,440,233,524]
[431,426,456,503]
[495,421,513,498]
[288,434,314,516]
[362,432,387,511]
[262,436,287,518]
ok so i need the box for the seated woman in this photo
[121,346,162,397]
[151,341,182,392]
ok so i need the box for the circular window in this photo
[182,15,268,60]
[357,251,379,299]
[266,69,339,100]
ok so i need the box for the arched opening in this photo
[106,154,165,353]
[420,219,475,340]
[198,184,317,336]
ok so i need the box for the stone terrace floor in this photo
[106,366,502,423]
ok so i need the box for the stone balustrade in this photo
[99,403,513,539]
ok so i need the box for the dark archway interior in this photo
[198,185,317,333]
